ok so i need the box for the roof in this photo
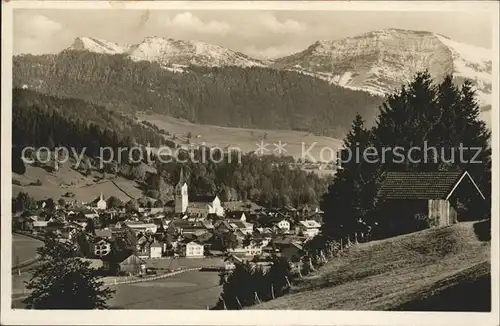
[223,201,264,212]
[190,195,217,203]
[377,171,484,200]
[226,211,246,220]
[229,220,247,229]
[95,229,112,238]
[299,220,321,228]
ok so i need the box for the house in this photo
[213,220,234,233]
[377,171,486,227]
[46,220,66,233]
[137,242,152,259]
[94,229,112,239]
[279,242,304,263]
[150,242,163,258]
[298,220,321,238]
[116,254,146,275]
[181,241,204,258]
[124,221,158,234]
[275,219,291,232]
[245,244,263,257]
[229,220,253,235]
[224,254,244,270]
[93,238,111,257]
[167,219,195,235]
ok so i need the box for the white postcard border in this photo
[1,1,499,325]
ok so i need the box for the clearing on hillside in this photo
[138,113,343,163]
[12,162,144,202]
[252,220,491,311]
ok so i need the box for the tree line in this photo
[320,72,491,240]
[14,51,383,138]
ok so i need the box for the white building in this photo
[299,220,321,238]
[150,243,163,259]
[93,239,111,257]
[276,219,291,232]
[182,241,204,258]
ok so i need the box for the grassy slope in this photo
[253,221,490,311]
[12,162,144,202]
[138,113,343,163]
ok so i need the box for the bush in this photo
[147,189,160,199]
[413,213,438,231]
[29,179,42,186]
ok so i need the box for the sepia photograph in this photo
[1,1,498,325]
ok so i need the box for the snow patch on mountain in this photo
[70,37,129,55]
[276,29,492,106]
[435,34,492,105]
[67,36,265,68]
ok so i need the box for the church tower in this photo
[175,167,188,214]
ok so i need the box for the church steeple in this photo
[175,166,188,214]
[178,167,185,187]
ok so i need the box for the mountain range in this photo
[66,29,492,107]
[13,28,492,139]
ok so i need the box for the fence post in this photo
[236,296,243,309]
[271,283,275,299]
[220,295,227,310]
[254,292,261,304]
[285,276,291,287]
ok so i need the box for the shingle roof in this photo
[378,171,466,200]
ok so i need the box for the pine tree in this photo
[23,238,114,309]
[320,114,377,239]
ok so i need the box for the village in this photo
[12,168,325,278]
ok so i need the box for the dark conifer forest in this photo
[13,51,383,137]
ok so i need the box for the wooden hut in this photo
[378,171,485,226]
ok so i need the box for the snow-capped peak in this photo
[69,36,129,55]
[66,36,266,68]
[275,28,492,106]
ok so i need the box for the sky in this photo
[13,9,494,59]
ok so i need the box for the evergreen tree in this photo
[320,114,377,239]
[23,237,114,309]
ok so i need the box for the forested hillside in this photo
[13,51,383,137]
[12,89,169,153]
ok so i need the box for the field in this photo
[12,257,226,309]
[12,234,42,265]
[12,162,145,202]
[252,220,491,311]
[108,270,221,309]
[138,113,343,162]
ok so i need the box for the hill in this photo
[12,88,169,148]
[12,161,145,203]
[138,113,343,162]
[13,51,382,138]
[252,221,490,311]
[275,28,492,108]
